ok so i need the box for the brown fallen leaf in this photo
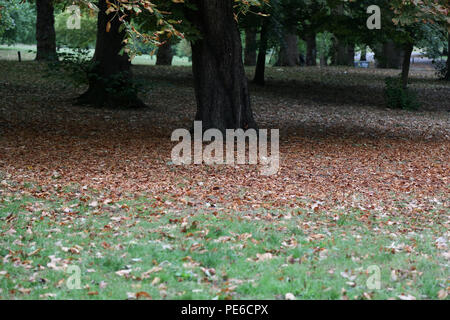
[136,291,151,299]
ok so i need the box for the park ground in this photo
[0,60,449,300]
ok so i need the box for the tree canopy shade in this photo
[41,0,448,113]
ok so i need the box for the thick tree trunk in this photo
[78,0,145,108]
[332,38,353,66]
[253,19,269,86]
[305,33,317,66]
[401,43,413,89]
[244,27,257,66]
[376,41,404,69]
[189,0,257,132]
[35,0,57,61]
[276,32,299,67]
[156,42,174,66]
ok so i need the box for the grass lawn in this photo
[0,188,448,300]
[0,60,448,300]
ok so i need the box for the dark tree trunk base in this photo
[276,32,299,67]
[77,0,146,109]
[156,42,174,66]
[189,0,257,132]
[305,33,317,66]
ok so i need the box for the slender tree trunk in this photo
[78,0,145,108]
[401,43,414,89]
[156,42,174,65]
[360,46,367,61]
[244,27,257,66]
[188,0,257,132]
[445,33,450,81]
[35,0,57,61]
[305,33,317,66]
[253,19,269,86]
[276,31,299,66]
[347,45,355,66]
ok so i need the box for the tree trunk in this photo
[253,19,269,86]
[347,45,355,66]
[35,0,57,61]
[244,27,257,66]
[305,33,317,66]
[360,46,367,61]
[332,38,352,66]
[188,0,257,132]
[376,41,403,69]
[276,32,299,67]
[401,43,414,89]
[445,33,450,81]
[156,42,174,65]
[77,0,145,108]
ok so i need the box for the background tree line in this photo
[0,0,449,126]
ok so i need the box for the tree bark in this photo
[401,43,414,89]
[77,0,145,108]
[360,46,367,61]
[376,41,404,69]
[332,38,353,66]
[188,0,257,132]
[244,27,257,66]
[35,0,57,61]
[445,33,450,81]
[253,19,269,86]
[156,41,174,66]
[305,33,317,66]
[276,32,299,67]
[347,45,355,66]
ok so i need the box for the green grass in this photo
[0,45,192,65]
[0,185,448,300]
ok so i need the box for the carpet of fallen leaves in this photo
[0,61,449,299]
[1,62,449,210]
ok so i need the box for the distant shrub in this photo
[46,49,92,87]
[384,77,420,110]
[433,60,448,80]
[176,39,192,61]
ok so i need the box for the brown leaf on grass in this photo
[136,291,151,299]
[255,253,273,262]
[437,289,448,300]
